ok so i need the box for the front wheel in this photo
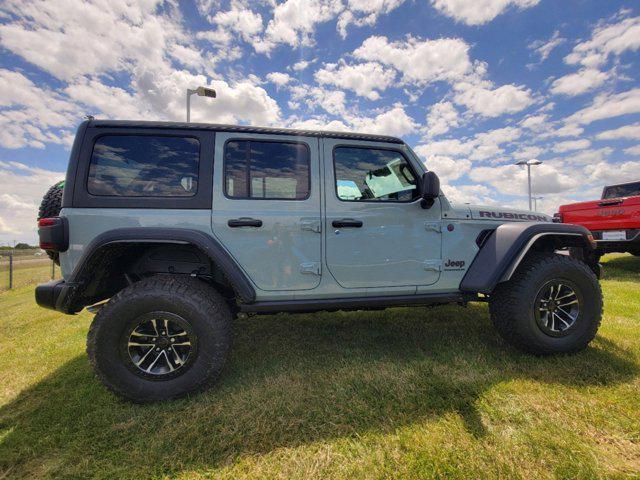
[87,275,232,402]
[489,253,602,355]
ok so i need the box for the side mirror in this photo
[420,171,440,209]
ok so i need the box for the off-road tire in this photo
[489,253,602,355]
[87,275,232,403]
[37,181,64,264]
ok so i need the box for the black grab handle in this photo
[332,218,363,228]
[228,218,263,228]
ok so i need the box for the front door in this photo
[323,139,442,289]
[211,132,322,291]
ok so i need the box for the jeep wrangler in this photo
[36,120,603,403]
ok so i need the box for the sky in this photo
[0,0,639,244]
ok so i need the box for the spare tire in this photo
[37,181,65,264]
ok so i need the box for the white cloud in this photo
[453,82,534,117]
[425,101,460,138]
[65,79,146,119]
[0,0,197,81]
[552,139,591,153]
[549,68,609,96]
[289,85,348,116]
[529,30,566,62]
[624,145,640,156]
[0,161,65,243]
[353,35,472,86]
[291,59,315,71]
[337,0,406,38]
[314,61,396,100]
[415,126,520,163]
[0,69,79,149]
[348,104,418,136]
[519,113,549,131]
[585,160,640,185]
[202,3,263,45]
[431,0,540,26]
[414,139,474,158]
[287,117,351,131]
[565,15,640,68]
[254,0,342,53]
[441,184,497,206]
[420,155,471,182]
[548,123,585,138]
[595,123,640,140]
[470,162,580,196]
[566,88,640,125]
[513,145,544,160]
[289,102,417,137]
[555,147,613,165]
[266,72,294,86]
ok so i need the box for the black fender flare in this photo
[460,222,594,294]
[66,227,256,305]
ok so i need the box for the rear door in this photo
[211,133,322,291]
[323,139,442,290]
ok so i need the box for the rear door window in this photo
[224,140,310,200]
[88,135,200,197]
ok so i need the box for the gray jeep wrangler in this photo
[36,120,603,403]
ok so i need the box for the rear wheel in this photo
[87,275,232,402]
[489,253,602,355]
[37,181,64,264]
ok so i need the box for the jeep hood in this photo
[467,204,552,222]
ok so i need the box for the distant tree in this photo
[15,243,32,249]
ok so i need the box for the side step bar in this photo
[240,292,474,314]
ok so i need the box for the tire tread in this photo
[86,275,231,402]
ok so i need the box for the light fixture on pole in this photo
[186,86,217,122]
[515,159,542,210]
[532,196,543,211]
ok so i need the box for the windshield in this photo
[602,182,640,199]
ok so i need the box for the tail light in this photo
[552,212,563,223]
[38,217,68,252]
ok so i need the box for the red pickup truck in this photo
[556,181,640,261]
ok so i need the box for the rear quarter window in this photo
[603,182,640,199]
[87,135,200,197]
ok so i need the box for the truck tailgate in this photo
[559,196,640,231]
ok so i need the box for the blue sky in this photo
[0,0,639,243]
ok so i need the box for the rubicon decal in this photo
[479,211,549,221]
[444,259,465,270]
[597,209,624,217]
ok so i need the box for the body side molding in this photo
[460,222,593,294]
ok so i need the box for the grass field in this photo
[0,255,59,291]
[0,254,638,479]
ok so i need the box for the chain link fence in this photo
[0,249,60,291]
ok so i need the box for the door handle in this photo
[598,199,623,206]
[332,218,363,228]
[228,217,263,228]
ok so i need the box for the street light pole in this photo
[186,86,217,122]
[515,159,542,211]
[533,196,543,211]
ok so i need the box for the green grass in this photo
[0,259,59,291]
[0,255,638,479]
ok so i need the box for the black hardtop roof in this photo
[89,119,405,144]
